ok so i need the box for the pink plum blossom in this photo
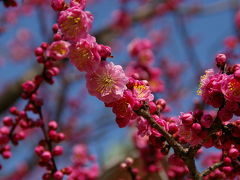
[198,69,226,108]
[137,49,154,66]
[46,40,70,61]
[221,74,240,102]
[128,38,152,57]
[69,35,100,72]
[132,80,154,101]
[58,7,93,41]
[70,0,86,9]
[86,61,128,104]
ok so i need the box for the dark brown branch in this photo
[38,107,58,173]
[199,161,224,177]
[134,103,202,179]
[134,104,187,155]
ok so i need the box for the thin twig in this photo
[199,161,224,177]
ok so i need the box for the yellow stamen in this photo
[228,81,240,96]
[134,84,147,98]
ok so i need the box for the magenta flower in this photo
[97,44,112,59]
[109,90,135,119]
[69,35,100,72]
[132,80,154,101]
[86,61,128,104]
[137,49,154,66]
[179,112,194,126]
[136,116,151,137]
[221,74,240,102]
[178,125,202,146]
[198,69,225,108]
[58,7,93,41]
[128,38,152,57]
[51,0,65,11]
[70,0,86,9]
[46,40,70,61]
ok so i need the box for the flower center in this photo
[133,84,147,98]
[197,69,213,95]
[228,80,240,96]
[67,16,81,24]
[78,48,91,60]
[52,44,67,55]
[96,74,115,94]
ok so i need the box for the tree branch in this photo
[134,103,202,179]
[199,161,224,177]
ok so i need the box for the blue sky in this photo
[0,0,238,178]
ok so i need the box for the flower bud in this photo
[48,121,58,130]
[53,171,64,180]
[179,112,194,126]
[228,148,239,159]
[51,0,65,11]
[191,123,202,133]
[35,47,44,56]
[53,146,64,156]
[2,150,11,159]
[41,151,52,161]
[215,53,226,68]
[200,114,213,128]
[3,116,13,126]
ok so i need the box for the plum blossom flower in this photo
[137,49,154,66]
[51,0,65,11]
[128,38,152,57]
[136,116,151,137]
[69,35,100,72]
[107,90,135,119]
[70,0,86,9]
[97,44,112,59]
[221,74,240,102]
[198,69,225,108]
[58,7,93,41]
[111,10,132,30]
[178,125,202,146]
[179,112,194,126]
[86,61,128,104]
[132,80,154,101]
[46,40,70,60]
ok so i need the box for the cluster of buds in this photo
[167,154,189,179]
[133,134,164,174]
[120,157,141,180]
[0,1,71,174]
[67,144,99,180]
[177,111,215,147]
[0,107,40,168]
[35,121,69,180]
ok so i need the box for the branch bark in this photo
[199,161,224,177]
[134,103,201,179]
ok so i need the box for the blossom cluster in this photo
[67,144,99,180]
[198,54,240,121]
[3,0,240,179]
[175,54,240,178]
[126,38,164,93]
[0,37,70,179]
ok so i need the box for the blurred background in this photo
[0,0,239,179]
